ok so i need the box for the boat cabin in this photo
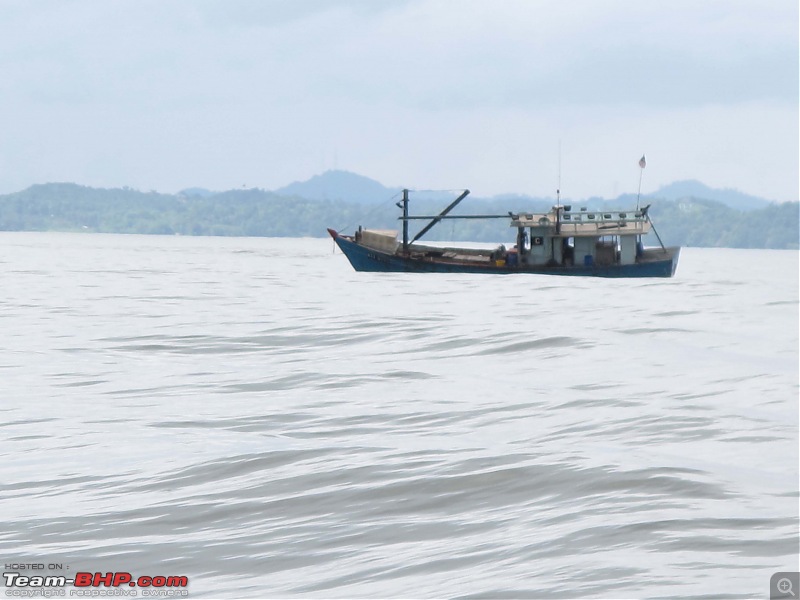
[510,205,651,267]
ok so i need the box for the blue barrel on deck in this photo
[583,255,594,267]
[507,251,518,267]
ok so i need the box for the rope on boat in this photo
[333,190,404,236]
[642,206,668,253]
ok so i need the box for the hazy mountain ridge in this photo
[0,174,796,249]
[275,170,405,204]
[650,179,773,210]
[274,170,784,211]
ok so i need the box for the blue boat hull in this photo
[332,234,680,278]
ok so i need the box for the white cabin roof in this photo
[511,208,651,237]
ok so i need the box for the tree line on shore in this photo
[0,182,796,249]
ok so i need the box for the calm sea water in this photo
[1,232,798,599]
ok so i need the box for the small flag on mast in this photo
[639,155,647,169]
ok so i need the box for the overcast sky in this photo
[1,0,797,201]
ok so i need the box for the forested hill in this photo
[0,181,797,249]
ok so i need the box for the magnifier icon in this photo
[778,578,796,597]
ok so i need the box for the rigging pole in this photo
[409,189,470,245]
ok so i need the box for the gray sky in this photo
[1,0,797,201]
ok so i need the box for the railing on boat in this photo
[560,210,647,234]
[514,210,649,236]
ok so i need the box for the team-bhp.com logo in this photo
[4,571,189,597]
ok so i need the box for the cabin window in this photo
[619,213,627,218]
[588,214,596,220]
[563,214,571,221]
[603,214,612,219]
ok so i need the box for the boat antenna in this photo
[556,139,562,207]
[636,154,646,210]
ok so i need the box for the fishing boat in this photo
[328,189,680,278]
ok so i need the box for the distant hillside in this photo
[178,187,216,198]
[652,180,773,211]
[271,170,782,212]
[648,198,798,249]
[275,170,402,204]
[0,177,796,249]
[0,183,369,238]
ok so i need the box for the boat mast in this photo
[401,188,409,253]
